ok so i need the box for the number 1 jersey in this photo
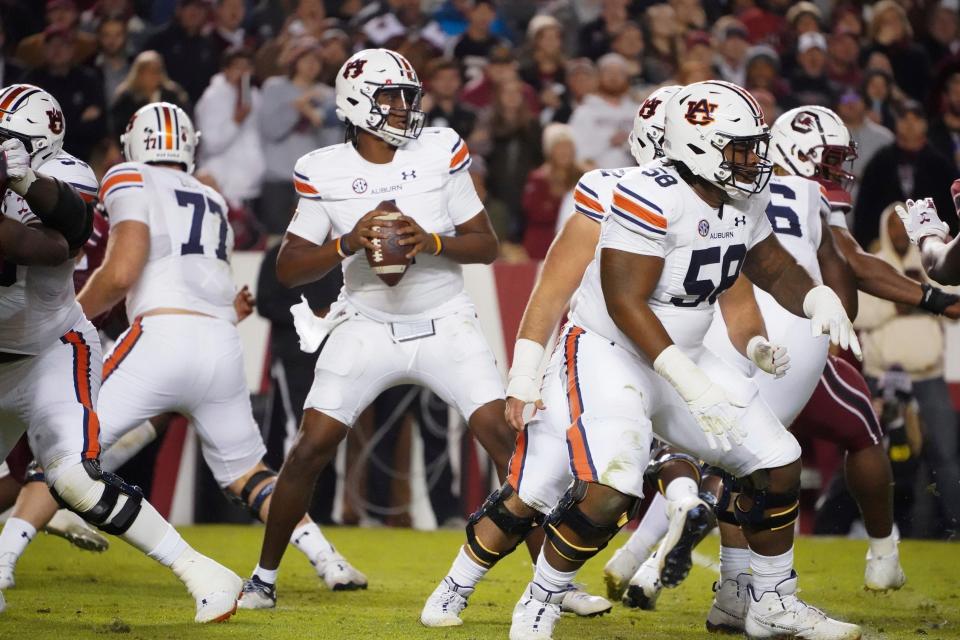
[569,160,772,357]
[100,163,237,323]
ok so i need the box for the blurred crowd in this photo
[3,0,960,537]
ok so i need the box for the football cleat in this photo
[237,575,277,610]
[603,545,647,601]
[0,587,5,613]
[0,553,16,590]
[171,548,242,623]
[313,551,367,591]
[658,494,716,588]
[45,509,109,552]
[706,573,751,633]
[745,572,861,640]
[864,547,906,592]
[560,584,612,617]
[623,553,661,610]
[509,583,564,640]
[419,579,469,627]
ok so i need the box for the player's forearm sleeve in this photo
[31,178,94,250]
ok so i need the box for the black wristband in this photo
[32,179,93,250]
[918,283,958,315]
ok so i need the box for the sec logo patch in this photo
[352,178,368,194]
[698,219,710,237]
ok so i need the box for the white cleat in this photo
[171,548,242,623]
[706,573,751,633]
[864,548,906,592]
[237,575,277,610]
[745,572,862,640]
[658,494,716,588]
[623,552,662,610]
[0,588,5,613]
[45,509,109,552]
[420,579,469,627]
[0,553,16,590]
[603,546,646,601]
[509,584,564,640]
[313,552,367,591]
[560,584,612,617]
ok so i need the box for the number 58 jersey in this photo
[100,162,237,323]
[569,160,773,356]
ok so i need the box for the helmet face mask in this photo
[369,85,425,143]
[811,142,858,191]
[717,133,773,197]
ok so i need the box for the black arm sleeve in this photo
[29,178,94,251]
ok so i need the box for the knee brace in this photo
[50,459,143,535]
[24,460,45,484]
[707,467,740,526]
[226,468,277,521]
[465,483,542,567]
[734,472,799,532]
[543,480,638,563]
[644,446,703,495]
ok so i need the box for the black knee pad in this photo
[707,467,741,526]
[733,474,800,532]
[645,446,703,495]
[226,468,277,521]
[465,483,542,567]
[543,480,636,563]
[50,459,144,535]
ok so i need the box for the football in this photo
[365,200,411,287]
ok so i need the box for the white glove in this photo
[654,345,747,452]
[803,285,862,360]
[746,335,790,379]
[1,138,36,196]
[895,198,949,245]
[506,338,545,404]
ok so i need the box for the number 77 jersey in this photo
[99,162,238,323]
[569,160,773,356]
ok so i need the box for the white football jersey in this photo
[570,160,773,357]
[100,162,237,323]
[762,174,827,283]
[286,127,484,322]
[0,152,94,354]
[572,166,642,224]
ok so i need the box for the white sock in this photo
[720,545,751,582]
[530,551,578,603]
[145,522,188,567]
[254,564,279,585]
[0,517,37,561]
[444,546,488,596]
[120,499,186,565]
[664,476,699,503]
[625,493,670,559]
[100,421,157,472]
[750,547,794,594]
[291,521,335,562]
[868,532,898,557]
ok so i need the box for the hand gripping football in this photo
[365,200,411,286]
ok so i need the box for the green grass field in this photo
[0,526,957,639]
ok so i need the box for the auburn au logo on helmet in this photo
[637,97,662,120]
[684,99,718,125]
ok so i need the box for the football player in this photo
[895,194,960,285]
[0,84,241,622]
[504,81,862,640]
[238,48,527,610]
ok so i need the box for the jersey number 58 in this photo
[670,244,747,307]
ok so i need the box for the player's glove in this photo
[1,138,36,196]
[894,198,949,245]
[654,345,747,452]
[505,339,545,429]
[803,285,862,360]
[746,336,790,378]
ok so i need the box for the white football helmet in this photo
[630,84,682,165]
[120,102,199,173]
[335,48,425,148]
[0,84,66,169]
[769,105,857,190]
[662,80,772,200]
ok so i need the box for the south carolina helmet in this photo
[630,84,682,165]
[120,102,199,173]
[769,105,857,190]
[0,84,66,169]
[335,48,425,148]
[662,80,772,200]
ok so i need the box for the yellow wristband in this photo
[336,236,354,258]
[432,232,443,256]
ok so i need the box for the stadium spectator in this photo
[674,58,714,85]
[578,0,628,61]
[928,72,960,172]
[549,57,597,124]
[318,28,350,86]
[862,68,899,132]
[22,25,107,162]
[140,0,219,105]
[854,205,960,538]
[642,3,680,85]
[450,0,509,84]
[521,123,583,259]
[460,44,538,113]
[195,47,265,206]
[0,19,24,87]
[737,0,785,49]
[826,25,862,89]
[609,21,644,85]
[568,53,637,169]
[257,40,337,235]
[78,0,148,51]
[93,17,130,108]
[683,30,714,72]
[834,88,894,205]
[354,0,446,75]
[110,51,190,139]
[518,15,567,124]
[210,0,252,59]
[789,32,836,109]
[712,17,750,87]
[422,58,477,140]
[922,2,960,66]
[482,78,543,244]
[743,44,788,104]
[865,0,931,106]
[15,0,97,69]
[855,100,957,248]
